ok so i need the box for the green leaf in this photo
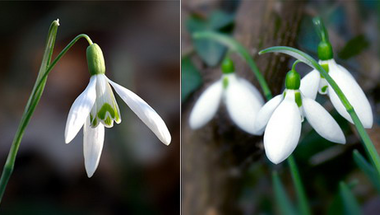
[339,182,362,215]
[272,171,297,215]
[353,150,380,193]
[186,11,234,66]
[338,35,369,60]
[181,57,202,103]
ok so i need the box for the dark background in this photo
[0,1,179,214]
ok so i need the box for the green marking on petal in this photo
[223,77,229,89]
[295,91,302,107]
[104,116,112,126]
[283,91,287,98]
[321,85,328,93]
[320,63,329,78]
[97,103,116,120]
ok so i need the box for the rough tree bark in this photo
[182,1,305,214]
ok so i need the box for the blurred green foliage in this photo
[186,10,234,67]
[181,56,202,102]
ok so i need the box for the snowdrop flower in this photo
[254,68,345,164]
[189,58,264,134]
[300,34,373,128]
[65,43,171,177]
[300,60,373,129]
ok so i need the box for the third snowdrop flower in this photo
[65,43,171,177]
[300,22,373,129]
[189,58,263,134]
[254,67,345,164]
[300,60,373,129]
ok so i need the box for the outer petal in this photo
[107,78,171,145]
[300,69,320,100]
[253,95,283,135]
[224,74,264,134]
[303,97,345,144]
[83,117,105,178]
[188,80,223,129]
[327,60,373,128]
[65,76,97,143]
[264,91,301,164]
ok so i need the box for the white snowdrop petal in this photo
[83,117,105,178]
[107,78,171,145]
[238,78,265,104]
[264,92,301,164]
[328,60,373,128]
[65,76,97,143]
[225,75,263,134]
[300,69,320,100]
[188,80,223,130]
[303,97,345,144]
[253,95,283,135]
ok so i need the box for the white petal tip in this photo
[162,136,171,146]
[267,155,285,165]
[86,169,95,178]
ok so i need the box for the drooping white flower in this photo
[189,59,264,134]
[300,59,373,128]
[65,43,171,177]
[254,69,345,164]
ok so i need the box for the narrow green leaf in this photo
[193,31,272,100]
[339,182,362,215]
[287,156,311,215]
[272,171,297,215]
[353,150,380,193]
[181,57,203,102]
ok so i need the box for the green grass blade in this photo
[353,150,380,193]
[272,171,297,215]
[339,182,362,215]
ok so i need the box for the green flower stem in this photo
[192,31,272,100]
[0,20,93,203]
[260,46,380,179]
[288,155,311,215]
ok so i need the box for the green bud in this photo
[221,58,234,74]
[317,41,333,60]
[285,69,300,90]
[87,43,106,75]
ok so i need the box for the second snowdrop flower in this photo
[189,58,264,134]
[254,65,345,164]
[65,43,171,177]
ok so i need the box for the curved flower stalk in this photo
[65,43,171,177]
[254,66,345,164]
[300,17,373,128]
[189,58,264,134]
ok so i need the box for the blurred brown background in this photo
[0,1,179,214]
